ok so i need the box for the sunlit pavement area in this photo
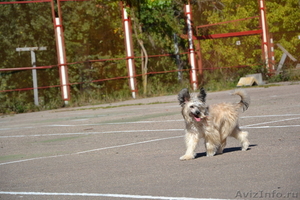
[1,83,299,200]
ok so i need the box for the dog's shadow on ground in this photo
[195,144,257,159]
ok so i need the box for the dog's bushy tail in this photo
[233,89,250,112]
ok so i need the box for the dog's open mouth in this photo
[192,114,201,122]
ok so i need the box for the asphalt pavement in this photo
[0,82,299,200]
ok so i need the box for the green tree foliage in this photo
[0,0,299,113]
[60,1,126,98]
[267,0,300,59]
[125,0,188,94]
[0,2,59,112]
[192,0,299,87]
[194,0,262,68]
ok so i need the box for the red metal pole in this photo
[120,1,138,98]
[258,0,273,74]
[51,0,71,103]
[185,2,198,91]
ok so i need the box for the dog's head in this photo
[178,88,208,122]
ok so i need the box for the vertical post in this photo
[121,2,137,98]
[276,53,287,75]
[185,3,198,91]
[258,0,273,73]
[30,50,39,106]
[51,0,70,104]
[270,34,275,68]
[16,47,47,106]
[55,17,70,103]
[173,33,182,82]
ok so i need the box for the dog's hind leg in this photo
[231,126,249,151]
[180,132,199,160]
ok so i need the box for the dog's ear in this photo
[178,88,190,106]
[197,87,206,103]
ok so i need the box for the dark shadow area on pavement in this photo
[195,144,257,159]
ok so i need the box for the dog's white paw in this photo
[242,141,250,151]
[180,154,195,161]
[242,145,249,151]
[206,152,215,157]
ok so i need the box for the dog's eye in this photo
[190,106,194,108]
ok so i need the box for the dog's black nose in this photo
[195,110,200,115]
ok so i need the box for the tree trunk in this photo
[131,12,148,95]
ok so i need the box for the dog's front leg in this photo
[180,132,199,160]
[205,141,216,157]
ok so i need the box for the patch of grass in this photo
[0,151,71,163]
[0,154,26,161]
[39,136,85,143]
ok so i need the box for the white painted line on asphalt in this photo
[44,114,300,126]
[74,135,183,155]
[0,120,183,132]
[2,121,299,139]
[48,125,76,127]
[1,114,299,131]
[241,113,300,118]
[0,128,11,131]
[1,114,299,166]
[242,125,300,129]
[0,154,66,166]
[71,119,89,121]
[0,129,182,138]
[0,191,229,200]
[0,127,33,131]
[243,117,300,127]
[45,114,300,125]
[0,132,94,138]
[0,135,183,166]
[101,119,182,125]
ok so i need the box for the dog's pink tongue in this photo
[195,117,201,122]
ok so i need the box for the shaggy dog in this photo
[178,88,250,160]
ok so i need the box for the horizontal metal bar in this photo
[0,0,50,4]
[197,30,262,40]
[0,66,54,72]
[16,47,47,51]
[180,30,262,40]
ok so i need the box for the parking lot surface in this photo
[0,83,299,200]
